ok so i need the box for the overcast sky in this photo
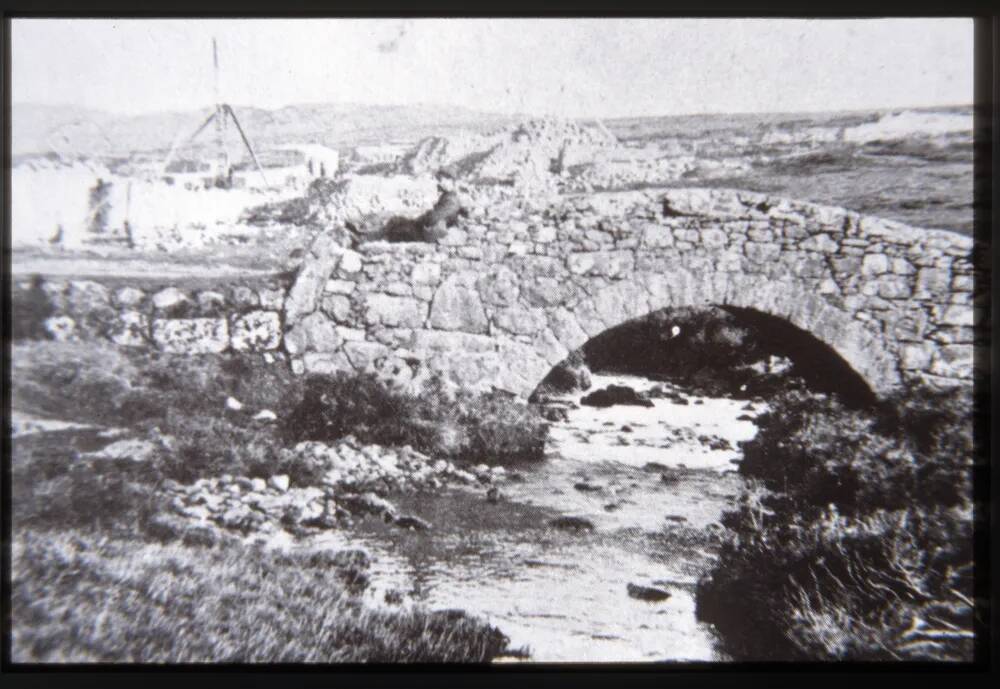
[11,18,974,119]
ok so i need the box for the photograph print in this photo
[5,16,984,665]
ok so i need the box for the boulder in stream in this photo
[627,583,672,602]
[549,516,596,532]
[394,515,432,531]
[580,385,654,409]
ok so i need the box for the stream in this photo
[297,374,762,663]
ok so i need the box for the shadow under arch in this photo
[555,303,878,408]
[528,270,901,404]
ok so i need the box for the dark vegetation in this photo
[11,529,515,662]
[283,371,547,466]
[11,340,547,526]
[696,386,977,661]
[10,339,534,662]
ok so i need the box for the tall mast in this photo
[213,37,228,174]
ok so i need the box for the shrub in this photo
[11,275,55,341]
[13,457,164,535]
[698,385,975,661]
[698,504,974,661]
[155,411,284,483]
[282,371,548,465]
[740,388,973,515]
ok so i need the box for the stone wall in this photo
[20,187,982,399]
[20,277,288,358]
[282,187,982,398]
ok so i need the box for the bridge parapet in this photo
[281,187,980,398]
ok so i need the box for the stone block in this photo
[429,274,489,333]
[109,311,149,347]
[284,312,341,355]
[365,294,426,329]
[231,311,282,351]
[152,318,228,354]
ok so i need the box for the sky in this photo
[11,18,974,119]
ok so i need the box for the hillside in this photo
[11,102,523,157]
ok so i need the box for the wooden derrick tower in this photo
[160,38,269,189]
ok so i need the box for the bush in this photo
[739,387,974,515]
[698,503,974,661]
[698,385,975,661]
[11,275,55,341]
[283,371,548,465]
[13,455,164,535]
[154,412,285,484]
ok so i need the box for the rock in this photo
[225,396,243,412]
[540,406,570,422]
[109,311,149,347]
[181,524,219,548]
[284,233,341,325]
[737,414,754,421]
[339,492,398,521]
[196,291,227,316]
[549,516,596,532]
[664,515,688,523]
[643,462,670,472]
[573,481,602,493]
[540,353,593,393]
[284,312,341,355]
[486,486,502,503]
[268,474,290,492]
[254,409,278,423]
[231,311,282,351]
[660,472,681,484]
[627,583,671,602]
[250,478,267,492]
[394,515,432,531]
[580,385,653,409]
[113,286,145,308]
[364,294,426,328]
[152,287,190,313]
[84,438,158,463]
[44,315,77,341]
[428,273,489,334]
[151,318,228,354]
[230,286,260,310]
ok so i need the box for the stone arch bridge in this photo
[282,187,981,399]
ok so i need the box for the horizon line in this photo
[12,99,975,124]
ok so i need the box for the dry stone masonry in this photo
[24,187,981,398]
[283,188,981,398]
[26,277,288,358]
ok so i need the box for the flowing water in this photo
[297,374,761,663]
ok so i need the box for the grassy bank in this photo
[12,340,547,484]
[11,528,513,663]
[696,386,978,661]
[10,338,544,663]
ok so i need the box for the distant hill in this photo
[13,101,976,159]
[11,102,524,158]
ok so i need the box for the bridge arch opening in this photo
[531,304,877,409]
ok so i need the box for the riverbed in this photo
[298,374,762,663]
